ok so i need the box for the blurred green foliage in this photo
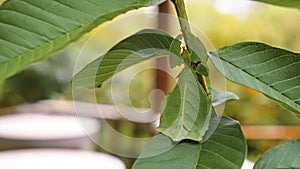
[0,49,76,107]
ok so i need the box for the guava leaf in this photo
[254,139,300,169]
[0,0,165,80]
[158,67,212,142]
[209,42,300,115]
[72,29,174,90]
[186,32,208,63]
[133,116,247,169]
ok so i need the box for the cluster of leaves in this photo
[0,0,299,168]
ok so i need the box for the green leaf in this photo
[253,0,300,9]
[0,0,165,81]
[133,116,247,169]
[158,67,212,142]
[210,88,239,107]
[72,29,174,90]
[196,63,209,76]
[168,33,209,69]
[254,139,300,169]
[186,32,208,63]
[209,42,300,115]
[169,35,183,68]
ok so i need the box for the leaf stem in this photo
[171,0,190,47]
[171,0,210,97]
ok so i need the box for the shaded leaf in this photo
[0,0,165,80]
[72,29,174,90]
[168,33,209,68]
[158,67,212,142]
[209,42,300,115]
[186,32,208,63]
[254,139,300,169]
[168,35,183,68]
[133,116,247,169]
[253,0,300,9]
[196,63,209,76]
[210,88,239,107]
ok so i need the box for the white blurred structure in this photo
[242,159,255,169]
[0,113,100,149]
[0,149,126,169]
[214,0,256,17]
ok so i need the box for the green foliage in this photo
[209,42,300,115]
[186,32,208,63]
[254,139,300,169]
[158,67,211,142]
[72,29,174,90]
[168,35,183,68]
[195,63,209,76]
[133,116,247,169]
[0,0,165,81]
[253,0,300,8]
[74,28,212,142]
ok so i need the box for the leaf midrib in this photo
[194,144,203,169]
[178,85,187,137]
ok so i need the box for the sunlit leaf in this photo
[0,0,165,80]
[133,116,247,169]
[72,29,174,90]
[209,42,300,115]
[254,139,300,169]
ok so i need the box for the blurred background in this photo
[0,0,299,168]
